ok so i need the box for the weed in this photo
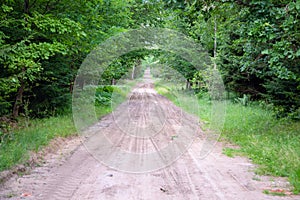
[234,94,250,106]
[263,189,287,196]
[252,176,261,181]
[222,148,239,158]
[5,192,17,198]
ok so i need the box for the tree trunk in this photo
[24,0,29,14]
[186,79,191,90]
[131,64,135,80]
[13,81,25,118]
[69,81,73,93]
[111,78,116,85]
[12,1,30,118]
[213,17,217,70]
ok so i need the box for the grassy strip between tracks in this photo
[0,79,137,174]
[155,81,300,194]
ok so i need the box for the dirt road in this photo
[0,70,297,200]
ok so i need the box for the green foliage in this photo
[234,94,250,106]
[94,80,136,118]
[219,0,300,116]
[130,0,167,28]
[164,0,300,117]
[0,115,76,171]
[222,147,242,158]
[0,0,149,118]
[157,84,300,193]
[1,0,299,189]
[7,0,298,120]
[95,86,115,106]
[223,104,300,193]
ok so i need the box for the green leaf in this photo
[1,5,13,13]
[296,49,300,57]
[296,0,300,10]
[261,49,269,55]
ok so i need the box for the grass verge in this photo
[0,115,76,172]
[0,79,137,173]
[155,80,300,194]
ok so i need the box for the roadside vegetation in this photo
[0,79,137,173]
[0,115,76,171]
[0,0,299,195]
[155,79,300,194]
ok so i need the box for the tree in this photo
[0,0,137,117]
[220,0,300,116]
[164,0,300,117]
[0,1,77,117]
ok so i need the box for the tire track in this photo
[36,147,95,200]
[1,68,298,200]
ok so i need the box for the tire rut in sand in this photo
[1,69,298,200]
[37,148,94,200]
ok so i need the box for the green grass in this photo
[0,104,116,172]
[223,105,300,194]
[0,79,137,173]
[263,189,287,196]
[155,80,300,194]
[0,115,76,171]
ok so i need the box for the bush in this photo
[95,86,114,106]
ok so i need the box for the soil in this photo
[0,69,298,200]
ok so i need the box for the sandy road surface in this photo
[0,69,298,200]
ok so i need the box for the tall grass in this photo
[155,80,300,194]
[223,104,300,194]
[0,115,76,171]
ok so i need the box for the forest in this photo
[0,0,300,194]
[0,0,299,120]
